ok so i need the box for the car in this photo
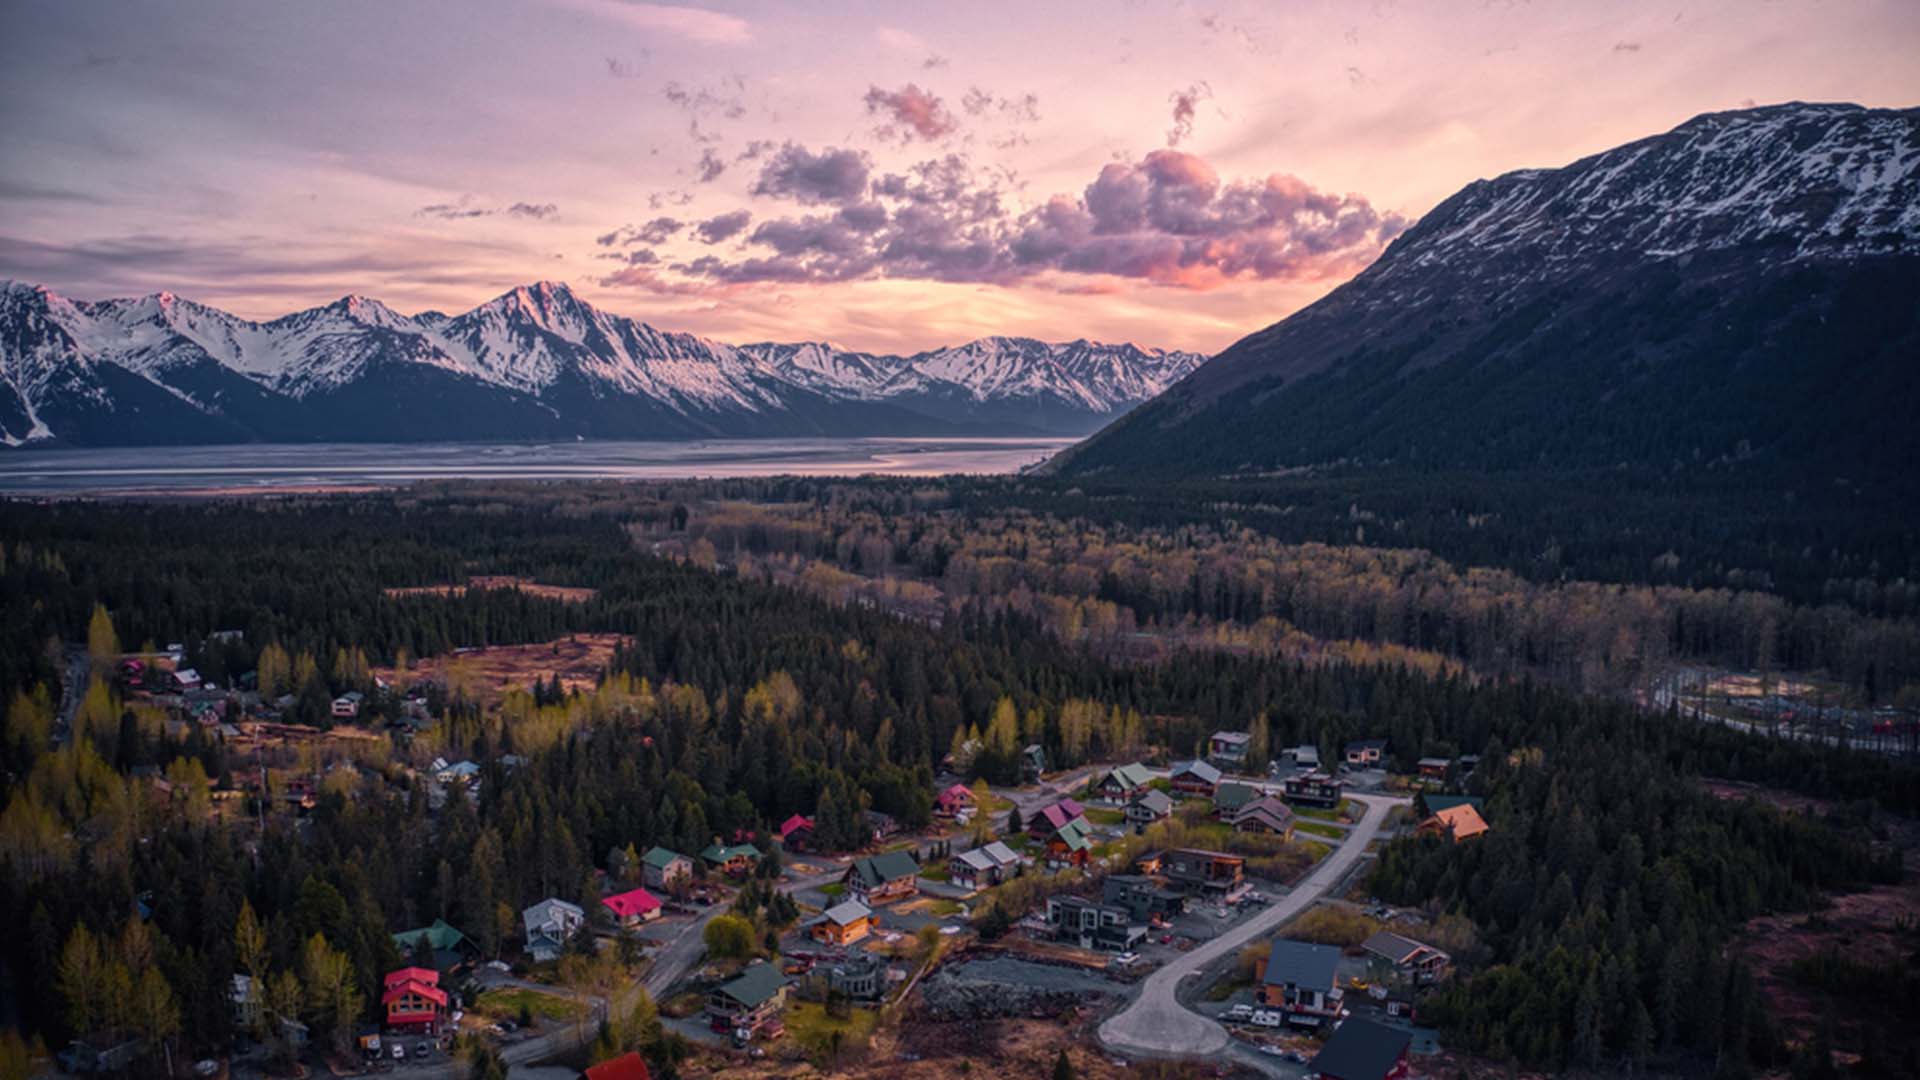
[390,1043,406,1061]
[1160,934,1174,944]
[1250,1009,1283,1028]
[1111,951,1140,967]
[1224,1004,1253,1021]
[1258,1044,1285,1057]
[412,1043,429,1059]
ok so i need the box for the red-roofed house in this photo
[777,814,815,851]
[1027,798,1086,839]
[935,784,976,818]
[382,968,448,1033]
[581,1051,652,1080]
[602,887,663,927]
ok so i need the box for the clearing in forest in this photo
[379,633,625,708]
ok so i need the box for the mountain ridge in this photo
[0,280,1206,446]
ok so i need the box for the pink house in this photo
[935,784,975,818]
[1028,798,1086,839]
[602,887,662,927]
[777,814,815,851]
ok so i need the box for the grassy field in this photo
[1294,820,1347,840]
[819,882,846,898]
[918,862,953,883]
[926,898,962,917]
[1084,806,1125,826]
[784,1000,879,1063]
[471,987,586,1022]
[1292,799,1356,822]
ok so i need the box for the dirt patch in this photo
[383,575,598,603]
[1700,778,1840,818]
[377,634,624,708]
[679,1016,1215,1079]
[1735,874,1920,1045]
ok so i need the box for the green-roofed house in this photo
[1211,781,1260,818]
[642,846,694,891]
[699,842,762,877]
[706,961,789,1036]
[390,919,479,973]
[1092,762,1155,803]
[843,849,920,904]
[1045,816,1096,868]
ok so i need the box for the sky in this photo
[2,0,1917,355]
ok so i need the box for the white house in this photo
[522,898,585,962]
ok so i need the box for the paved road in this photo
[1096,792,1405,1063]
[640,864,847,999]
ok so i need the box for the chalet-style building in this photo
[1132,850,1165,875]
[776,814,815,851]
[1021,744,1048,782]
[948,840,1022,889]
[1102,874,1188,925]
[934,783,975,818]
[700,841,762,875]
[381,968,448,1034]
[1416,803,1489,843]
[1162,848,1245,897]
[1211,781,1259,818]
[1125,788,1174,829]
[641,846,693,891]
[864,810,902,842]
[1045,894,1145,951]
[1416,757,1452,782]
[1045,817,1096,867]
[330,691,364,719]
[582,1052,652,1080]
[1344,738,1388,767]
[1282,772,1343,809]
[1310,1018,1413,1080]
[390,919,478,972]
[1028,797,1087,838]
[1362,931,1451,986]
[1292,745,1321,770]
[844,850,919,904]
[1092,762,1155,802]
[706,963,789,1036]
[809,899,875,946]
[1169,759,1222,797]
[1257,938,1344,1026]
[1232,795,1296,837]
[602,887,663,928]
[522,898,584,962]
[1414,793,1484,819]
[1208,730,1251,769]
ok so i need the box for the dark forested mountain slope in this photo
[1052,103,1920,492]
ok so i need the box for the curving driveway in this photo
[1096,792,1405,1062]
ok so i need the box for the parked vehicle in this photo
[1224,1004,1254,1022]
[413,1043,429,1059]
[390,1043,406,1061]
[1250,1009,1282,1028]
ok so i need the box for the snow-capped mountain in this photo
[1053,102,1920,485]
[0,280,1205,446]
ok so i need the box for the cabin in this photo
[949,840,1022,889]
[1208,730,1252,769]
[1414,793,1484,819]
[1417,803,1489,843]
[1162,848,1245,897]
[864,810,902,842]
[1046,894,1145,951]
[1102,874,1188,925]
[1344,738,1388,767]
[1045,817,1095,868]
[330,691,364,719]
[1169,759,1222,797]
[1021,744,1048,782]
[381,968,448,1034]
[1282,772,1343,809]
[1092,762,1155,802]
[582,1052,652,1080]
[1211,781,1259,818]
[1257,939,1344,1026]
[700,841,762,876]
[1126,788,1174,829]
[522,898,584,961]
[1310,1018,1413,1080]
[844,850,919,904]
[170,668,203,692]
[810,899,875,946]
[1362,931,1451,986]
[602,887,663,928]
[1132,850,1165,876]
[1292,745,1321,770]
[1232,795,1295,838]
[390,919,478,972]
[1029,797,1088,839]
[1416,757,1453,782]
[934,783,976,818]
[641,846,693,891]
[776,814,815,851]
[706,963,789,1036]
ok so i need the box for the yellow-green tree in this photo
[86,604,119,667]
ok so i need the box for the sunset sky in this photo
[3,0,1917,355]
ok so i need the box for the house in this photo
[934,783,976,818]
[1232,795,1296,837]
[1257,939,1344,1026]
[582,1051,652,1080]
[641,846,693,891]
[706,962,789,1035]
[522,898,585,961]
[810,899,875,946]
[776,814,815,851]
[1020,744,1048,782]
[1211,781,1259,818]
[602,887,663,928]
[231,973,259,1029]
[1169,759,1222,797]
[1309,1018,1413,1080]
[1162,848,1245,897]
[1045,894,1145,951]
[1292,745,1321,770]
[391,919,478,972]
[844,850,920,904]
[1208,730,1252,768]
[1416,757,1452,782]
[1414,793,1484,819]
[1132,850,1165,875]
[1126,788,1175,829]
[1029,797,1088,838]
[1093,762,1155,802]
[433,759,483,794]
[60,1037,148,1074]
[381,967,448,1034]
[1102,874,1188,925]
[171,668,203,692]
[1344,738,1388,767]
[1045,817,1095,867]
[864,810,902,842]
[948,840,1022,889]
[823,951,889,1000]
[1417,803,1489,843]
[700,841,762,875]
[1282,772,1344,809]
[1361,931,1451,986]
[331,691,365,719]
